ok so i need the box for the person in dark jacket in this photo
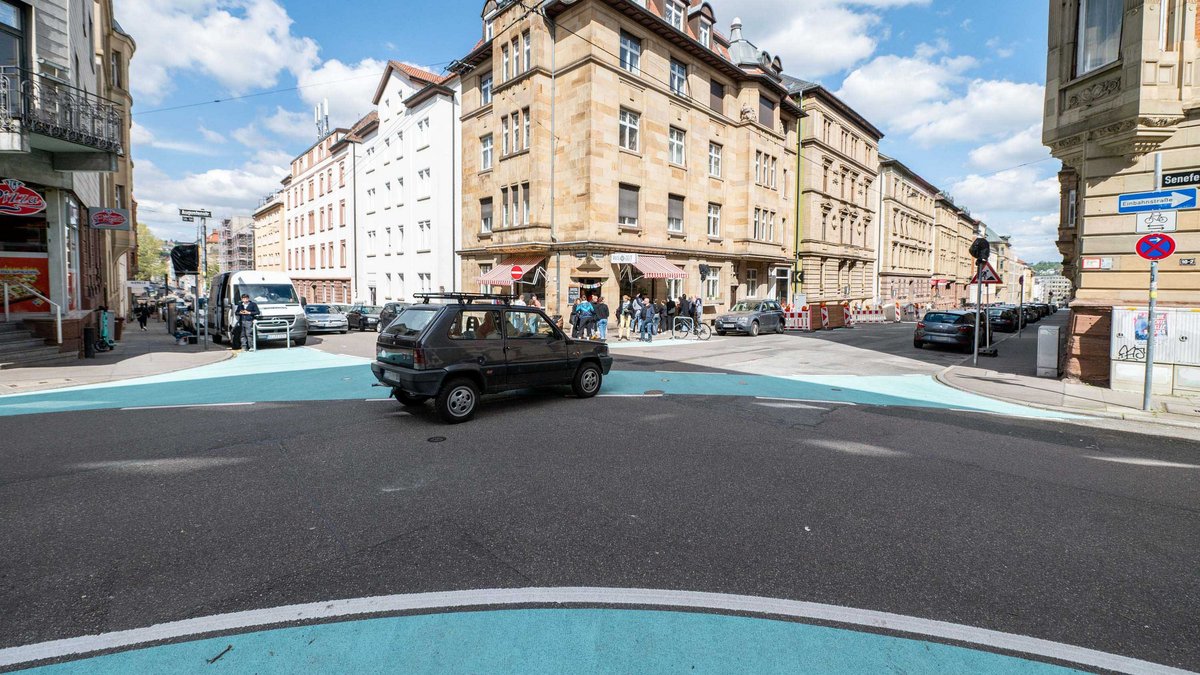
[639,298,656,342]
[653,298,665,334]
[233,293,261,351]
[134,304,151,331]
[594,297,610,341]
[665,297,676,330]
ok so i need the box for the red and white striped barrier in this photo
[820,304,830,329]
[784,306,811,331]
[852,309,887,324]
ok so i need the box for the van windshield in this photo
[383,307,438,337]
[233,284,298,304]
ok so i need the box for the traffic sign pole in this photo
[1143,152,1162,411]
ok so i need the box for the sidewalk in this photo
[936,313,1200,431]
[0,317,232,394]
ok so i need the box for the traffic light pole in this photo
[973,259,982,367]
[200,217,208,351]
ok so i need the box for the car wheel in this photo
[775,320,785,334]
[913,339,923,349]
[571,362,603,398]
[293,337,307,346]
[393,388,430,408]
[748,321,760,337]
[716,330,726,336]
[435,377,479,424]
[340,330,348,334]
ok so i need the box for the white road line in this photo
[755,397,856,406]
[754,401,828,411]
[364,398,393,402]
[597,393,664,398]
[0,587,1183,674]
[120,402,256,411]
[1085,456,1200,469]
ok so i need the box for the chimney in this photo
[730,17,743,42]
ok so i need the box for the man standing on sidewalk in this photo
[234,293,261,351]
[594,296,610,342]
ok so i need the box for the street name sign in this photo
[970,261,1002,285]
[179,208,212,218]
[1162,169,1200,189]
[1135,233,1176,261]
[181,216,195,222]
[1117,188,1197,214]
[1134,211,1177,233]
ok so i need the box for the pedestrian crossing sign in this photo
[970,261,1002,285]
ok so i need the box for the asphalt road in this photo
[2,392,1198,670]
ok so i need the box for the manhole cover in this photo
[427,436,447,443]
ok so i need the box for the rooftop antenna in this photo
[316,98,330,139]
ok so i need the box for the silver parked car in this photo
[303,303,349,334]
[714,299,786,337]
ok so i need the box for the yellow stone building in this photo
[932,195,978,309]
[1043,0,1199,386]
[876,156,937,310]
[453,0,800,317]
[253,193,284,272]
[783,76,883,307]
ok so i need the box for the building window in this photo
[419,169,431,198]
[1067,188,1077,227]
[481,134,493,170]
[620,31,641,74]
[705,268,720,301]
[1076,0,1122,76]
[522,107,530,149]
[521,182,530,224]
[340,241,347,267]
[618,108,640,151]
[665,0,685,30]
[502,44,510,80]
[669,59,687,96]
[509,185,519,226]
[746,268,758,297]
[418,221,431,251]
[485,19,494,40]
[667,194,684,233]
[501,187,509,227]
[759,95,776,128]
[480,72,493,105]
[618,184,639,227]
[510,111,520,151]
[709,80,724,114]
[708,142,722,177]
[338,161,345,187]
[114,184,126,209]
[668,127,685,165]
[110,50,122,88]
[698,21,710,47]
[707,203,721,237]
[339,200,346,226]
[511,37,521,75]
[480,198,493,233]
[523,30,531,71]
[501,116,510,154]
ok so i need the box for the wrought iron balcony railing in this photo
[0,66,125,154]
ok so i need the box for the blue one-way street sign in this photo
[1117,188,1197,214]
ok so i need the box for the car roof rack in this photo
[412,292,516,305]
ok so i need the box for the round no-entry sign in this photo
[1136,233,1176,261]
[510,265,524,280]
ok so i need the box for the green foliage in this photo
[135,223,167,281]
[1030,261,1062,275]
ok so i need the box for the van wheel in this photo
[393,389,429,408]
[572,362,603,398]
[436,378,479,423]
[293,337,307,346]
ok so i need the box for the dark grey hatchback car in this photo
[371,293,614,423]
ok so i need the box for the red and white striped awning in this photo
[479,255,545,286]
[631,255,686,279]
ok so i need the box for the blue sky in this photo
[119,0,1060,263]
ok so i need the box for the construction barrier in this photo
[852,309,887,324]
[784,307,811,331]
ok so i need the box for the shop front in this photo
[478,254,548,302]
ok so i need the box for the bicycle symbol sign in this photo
[1135,234,1176,261]
[1134,210,1177,233]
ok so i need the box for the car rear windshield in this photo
[233,284,298,304]
[382,307,438,337]
[924,313,965,324]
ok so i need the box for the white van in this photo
[207,271,308,346]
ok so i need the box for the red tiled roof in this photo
[387,60,450,85]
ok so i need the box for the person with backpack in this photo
[639,297,656,342]
[575,295,595,339]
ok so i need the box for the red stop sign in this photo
[510,265,524,280]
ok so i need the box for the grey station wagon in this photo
[714,299,786,336]
[371,293,614,423]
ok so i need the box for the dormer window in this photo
[485,19,494,41]
[699,21,711,48]
[665,0,685,30]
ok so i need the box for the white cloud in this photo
[231,124,272,149]
[130,120,221,156]
[198,126,226,144]
[970,212,1061,264]
[295,58,386,129]
[836,52,976,125]
[968,125,1049,171]
[262,106,315,140]
[949,167,1059,213]
[710,0,930,77]
[116,0,319,103]
[903,79,1043,144]
[986,37,1015,58]
[136,153,287,239]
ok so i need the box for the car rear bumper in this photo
[916,333,970,346]
[371,362,444,396]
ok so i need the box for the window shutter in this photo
[759,95,775,127]
[619,185,639,220]
[668,195,684,221]
[480,198,493,221]
[710,80,724,113]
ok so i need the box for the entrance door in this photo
[503,309,569,387]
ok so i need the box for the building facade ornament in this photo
[1064,78,1120,110]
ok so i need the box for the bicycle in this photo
[670,316,711,341]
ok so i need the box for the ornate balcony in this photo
[0,66,125,155]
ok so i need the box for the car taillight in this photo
[916,321,925,329]
[413,347,427,370]
[957,325,971,333]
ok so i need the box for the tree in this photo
[1031,261,1063,275]
[135,223,167,281]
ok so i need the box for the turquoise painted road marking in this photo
[16,608,1083,674]
[0,348,1077,420]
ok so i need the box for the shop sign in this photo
[611,252,638,264]
[0,254,51,312]
[0,179,47,216]
[90,208,131,231]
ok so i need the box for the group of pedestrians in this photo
[611,293,704,342]
[569,295,610,341]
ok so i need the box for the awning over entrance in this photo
[479,255,545,286]
[631,255,686,279]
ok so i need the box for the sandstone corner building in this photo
[453,0,800,316]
